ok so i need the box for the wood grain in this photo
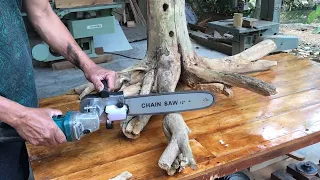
[55,0,113,8]
[27,54,320,179]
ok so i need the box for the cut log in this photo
[158,114,197,175]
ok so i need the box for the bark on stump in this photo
[73,0,278,176]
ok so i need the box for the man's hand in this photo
[12,108,67,146]
[84,64,117,92]
[24,0,118,93]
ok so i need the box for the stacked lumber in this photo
[114,0,146,27]
[128,0,146,26]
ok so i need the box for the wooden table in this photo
[27,53,320,180]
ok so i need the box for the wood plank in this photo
[35,85,320,158]
[33,56,320,155]
[31,87,320,154]
[43,108,320,180]
[128,0,140,24]
[159,77,320,131]
[52,55,112,70]
[132,0,147,26]
[184,89,320,139]
[35,56,320,147]
[195,104,320,158]
[28,89,320,179]
[38,95,79,110]
[31,139,214,180]
[65,140,213,180]
[248,155,289,172]
[55,0,113,9]
[52,60,75,70]
[286,152,306,161]
[26,53,320,179]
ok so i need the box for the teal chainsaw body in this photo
[52,111,100,142]
[52,113,73,142]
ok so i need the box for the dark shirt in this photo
[0,0,38,179]
[0,0,38,106]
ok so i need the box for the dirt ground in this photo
[280,23,320,62]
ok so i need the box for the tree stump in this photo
[74,0,278,176]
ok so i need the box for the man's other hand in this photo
[13,108,67,146]
[84,64,117,92]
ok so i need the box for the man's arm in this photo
[0,96,66,146]
[24,0,117,91]
[0,96,26,127]
[23,1,91,70]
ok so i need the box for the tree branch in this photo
[158,113,197,176]
[188,66,277,96]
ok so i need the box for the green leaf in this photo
[308,5,320,24]
[308,11,317,23]
[312,26,320,34]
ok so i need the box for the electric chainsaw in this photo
[0,81,215,143]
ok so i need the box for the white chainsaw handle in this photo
[105,105,128,121]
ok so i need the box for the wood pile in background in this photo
[114,0,146,27]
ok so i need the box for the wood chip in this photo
[219,140,225,145]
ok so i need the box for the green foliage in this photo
[308,5,320,23]
[187,0,235,18]
[283,0,318,11]
[307,5,320,34]
[187,0,256,20]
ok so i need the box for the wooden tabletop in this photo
[26,53,320,180]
